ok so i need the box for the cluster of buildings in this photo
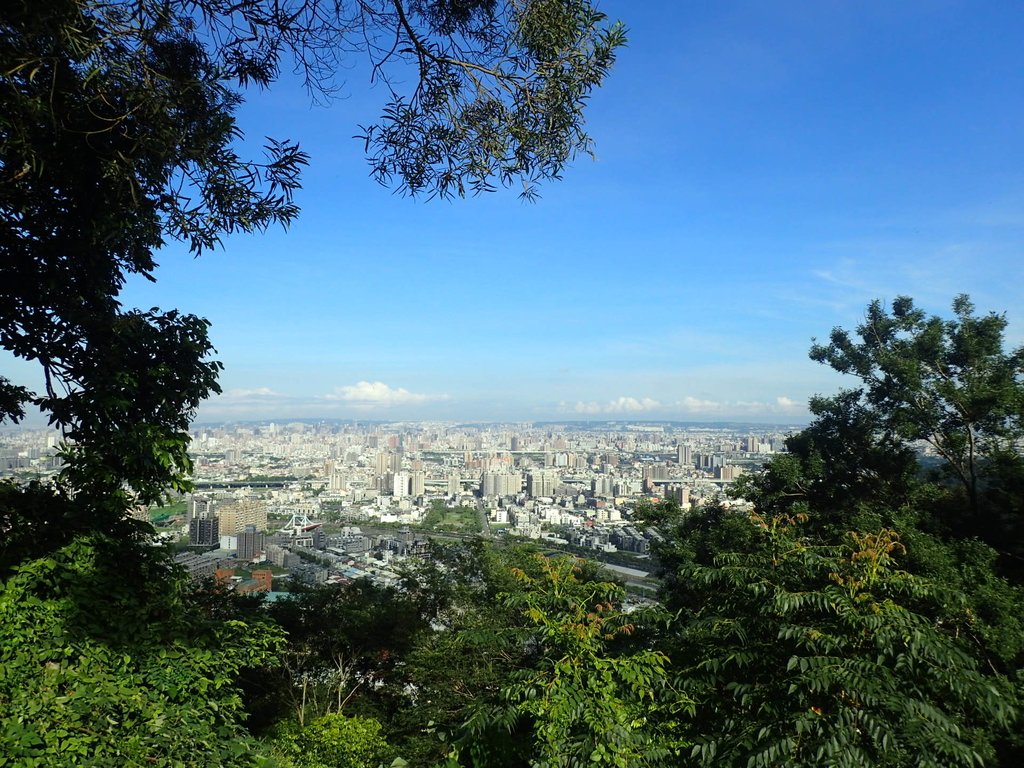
[2,420,799,592]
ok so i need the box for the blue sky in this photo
[8,1,1024,424]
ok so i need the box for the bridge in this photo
[193,480,291,490]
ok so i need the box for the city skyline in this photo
[4,1,1023,424]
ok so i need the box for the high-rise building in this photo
[591,476,614,497]
[329,469,347,492]
[238,525,265,560]
[676,444,693,466]
[480,471,522,497]
[447,472,461,497]
[375,452,392,477]
[219,498,268,534]
[189,516,219,546]
[716,465,742,481]
[187,494,216,524]
[527,469,559,498]
[697,453,725,469]
[613,479,641,497]
[643,463,669,482]
[667,484,690,506]
[410,471,425,497]
[265,543,294,568]
[391,471,411,497]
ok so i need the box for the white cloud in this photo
[223,387,281,399]
[775,395,800,411]
[574,396,661,414]
[676,396,723,413]
[323,381,446,409]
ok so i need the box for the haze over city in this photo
[4,1,1023,424]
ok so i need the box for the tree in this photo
[0,534,285,766]
[1,0,625,524]
[624,299,1024,766]
[385,541,551,765]
[728,390,920,540]
[255,580,429,730]
[729,406,1024,679]
[809,295,1024,530]
[638,502,1018,768]
[445,552,687,768]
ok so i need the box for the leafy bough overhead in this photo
[356,0,627,199]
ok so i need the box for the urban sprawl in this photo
[1,421,806,594]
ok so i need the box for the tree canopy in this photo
[0,534,285,766]
[806,295,1024,570]
[810,295,1024,522]
[658,295,1024,765]
[637,500,1019,768]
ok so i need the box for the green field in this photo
[150,500,187,524]
[419,502,479,532]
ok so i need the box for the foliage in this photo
[735,433,1024,678]
[732,390,920,533]
[267,712,398,768]
[809,295,1024,536]
[249,580,429,730]
[51,309,223,508]
[3,0,258,506]
[270,542,680,767]
[894,530,1024,674]
[420,500,479,530]
[449,553,688,768]
[0,534,284,767]
[647,507,1017,768]
[357,0,627,200]
[378,542,538,763]
[2,2,624,764]
[704,295,1024,763]
[0,480,148,577]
